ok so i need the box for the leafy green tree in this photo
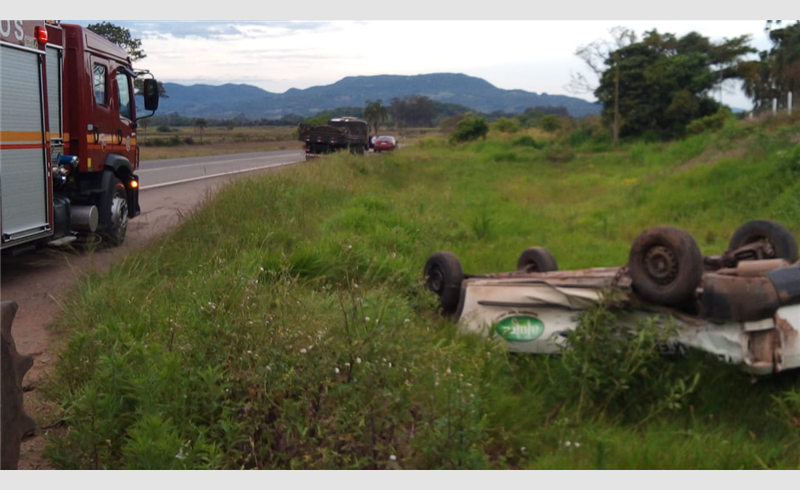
[390,96,438,127]
[87,22,168,99]
[568,27,637,145]
[743,21,800,112]
[87,22,146,61]
[540,115,561,133]
[595,30,755,139]
[450,114,489,143]
[492,117,521,133]
[363,100,389,136]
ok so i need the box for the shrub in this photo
[450,115,489,143]
[512,135,543,149]
[157,125,172,133]
[686,108,735,135]
[492,117,521,134]
[560,303,700,421]
[540,115,561,133]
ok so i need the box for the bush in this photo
[686,108,735,135]
[560,303,700,421]
[450,115,489,143]
[157,125,172,133]
[511,135,543,149]
[540,115,561,133]
[492,117,521,134]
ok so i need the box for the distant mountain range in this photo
[155,73,602,119]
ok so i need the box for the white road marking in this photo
[140,160,301,190]
[138,152,301,172]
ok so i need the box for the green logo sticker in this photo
[494,315,545,342]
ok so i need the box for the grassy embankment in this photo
[44,116,800,469]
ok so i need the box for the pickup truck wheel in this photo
[424,252,464,315]
[516,247,558,272]
[629,226,702,305]
[99,177,129,247]
[728,220,798,263]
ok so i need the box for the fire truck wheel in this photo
[728,220,798,263]
[100,177,129,246]
[424,252,464,315]
[516,247,558,273]
[628,226,703,305]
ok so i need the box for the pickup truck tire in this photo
[629,226,703,305]
[516,247,558,272]
[728,220,798,263]
[99,177,129,247]
[424,252,464,315]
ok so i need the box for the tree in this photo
[450,114,489,143]
[87,22,168,99]
[390,96,438,127]
[743,21,800,113]
[594,30,755,139]
[540,115,561,133]
[195,118,208,143]
[87,22,146,61]
[363,100,389,136]
[568,27,636,146]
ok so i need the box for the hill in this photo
[157,73,601,119]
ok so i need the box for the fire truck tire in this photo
[728,220,798,263]
[516,247,558,273]
[424,252,464,315]
[628,226,703,305]
[99,177,129,247]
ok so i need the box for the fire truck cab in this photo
[0,20,159,252]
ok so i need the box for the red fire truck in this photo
[0,20,159,252]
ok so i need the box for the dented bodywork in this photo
[454,262,800,376]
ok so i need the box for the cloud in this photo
[71,20,334,40]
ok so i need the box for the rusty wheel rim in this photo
[644,246,678,285]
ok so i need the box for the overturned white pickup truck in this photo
[424,220,800,376]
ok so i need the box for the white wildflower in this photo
[565,441,572,448]
[175,447,187,461]
[575,442,581,448]
[365,316,371,322]
[334,367,340,374]
[389,455,397,461]
[356,357,362,364]
[300,348,308,354]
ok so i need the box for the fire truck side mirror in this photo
[143,79,159,112]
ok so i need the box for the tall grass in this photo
[44,117,800,468]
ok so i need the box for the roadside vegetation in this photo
[138,126,302,161]
[42,113,800,469]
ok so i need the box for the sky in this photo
[9,0,789,113]
[64,19,783,111]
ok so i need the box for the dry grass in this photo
[138,126,302,160]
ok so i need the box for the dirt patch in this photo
[678,147,748,171]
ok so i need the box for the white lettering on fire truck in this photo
[0,21,25,41]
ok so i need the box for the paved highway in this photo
[138,149,306,189]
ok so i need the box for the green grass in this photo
[43,116,800,469]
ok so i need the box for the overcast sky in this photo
[64,20,781,111]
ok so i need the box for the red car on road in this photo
[374,136,397,152]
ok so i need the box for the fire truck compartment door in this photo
[0,44,51,244]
